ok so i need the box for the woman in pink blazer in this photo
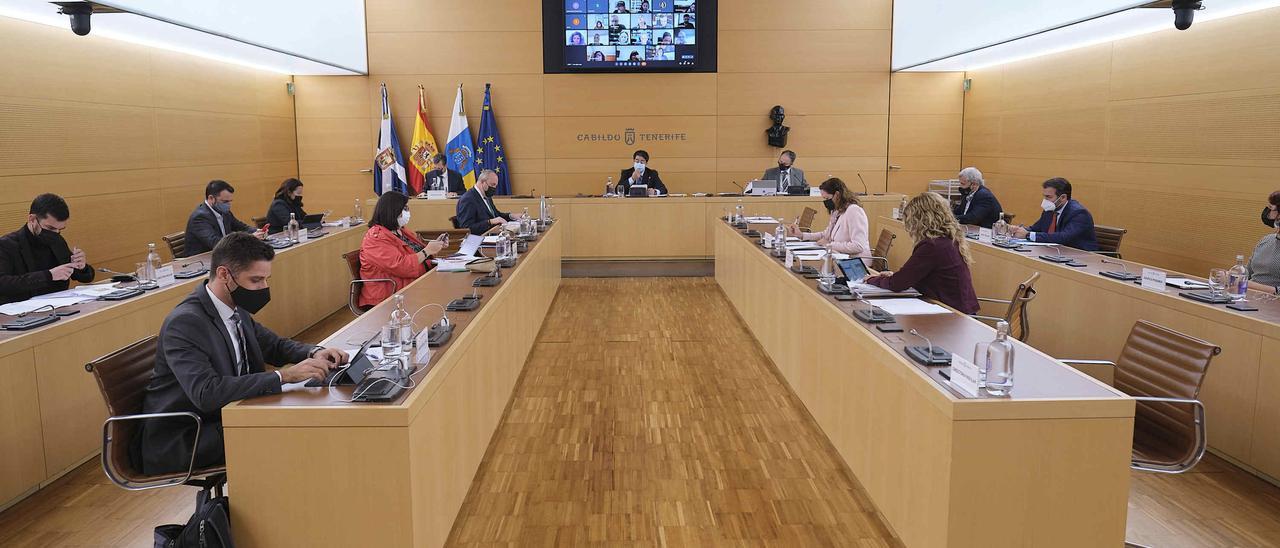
[788,177,871,257]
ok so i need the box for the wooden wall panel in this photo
[0,16,296,276]
[296,0,897,202]
[888,72,964,196]
[960,5,1280,275]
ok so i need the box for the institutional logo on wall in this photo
[576,127,689,143]
[624,128,636,145]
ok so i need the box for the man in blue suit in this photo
[952,167,1003,228]
[1011,177,1098,251]
[455,169,516,235]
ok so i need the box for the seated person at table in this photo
[867,192,979,314]
[619,149,668,196]
[760,150,807,193]
[135,232,349,474]
[359,191,446,308]
[952,166,1002,228]
[0,193,94,305]
[264,178,308,234]
[1248,191,1280,291]
[1010,177,1098,251]
[184,180,265,257]
[786,178,870,257]
[456,169,517,235]
[424,153,466,197]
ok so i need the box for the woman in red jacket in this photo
[358,191,445,308]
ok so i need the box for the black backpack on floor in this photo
[153,480,235,548]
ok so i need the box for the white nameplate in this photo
[414,328,433,364]
[426,190,447,200]
[1141,268,1167,292]
[762,233,774,248]
[809,187,821,197]
[978,228,993,244]
[891,208,901,220]
[785,248,794,269]
[948,353,982,397]
[154,265,176,287]
[341,217,350,228]
[298,228,309,243]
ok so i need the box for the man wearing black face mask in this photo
[183,180,266,257]
[952,167,1003,228]
[0,193,95,305]
[134,232,349,474]
[760,150,807,193]
[455,169,518,235]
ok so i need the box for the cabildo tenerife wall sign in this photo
[576,128,689,146]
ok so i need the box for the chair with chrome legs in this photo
[971,272,1040,342]
[342,249,398,315]
[86,335,227,495]
[1058,320,1221,548]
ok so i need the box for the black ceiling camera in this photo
[51,2,123,36]
[1171,0,1204,30]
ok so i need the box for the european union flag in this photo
[475,84,512,195]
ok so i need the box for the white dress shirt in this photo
[206,202,227,236]
[205,283,282,382]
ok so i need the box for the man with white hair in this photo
[455,169,517,235]
[953,167,1003,228]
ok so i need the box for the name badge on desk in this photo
[414,329,433,364]
[426,190,447,200]
[785,248,794,269]
[298,228,309,243]
[809,188,821,197]
[948,353,982,397]
[155,265,176,287]
[978,228,993,244]
[762,233,774,248]
[1141,268,1167,292]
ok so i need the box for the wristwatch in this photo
[308,346,324,359]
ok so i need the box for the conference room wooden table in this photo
[0,225,364,511]
[395,194,903,261]
[878,216,1280,488]
[222,224,562,548]
[715,220,1134,548]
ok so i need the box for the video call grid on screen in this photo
[563,0,697,68]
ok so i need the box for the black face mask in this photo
[1264,206,1276,228]
[225,274,271,314]
[823,198,835,212]
[959,187,972,197]
[34,227,64,247]
[778,163,789,171]
[485,187,497,198]
[293,196,304,207]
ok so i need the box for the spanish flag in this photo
[407,85,440,195]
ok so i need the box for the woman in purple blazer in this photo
[867,192,979,314]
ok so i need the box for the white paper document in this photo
[482,235,502,244]
[792,251,851,261]
[0,295,94,316]
[70,284,124,297]
[744,216,780,224]
[447,234,484,259]
[870,298,952,316]
[1165,277,1208,289]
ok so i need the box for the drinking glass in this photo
[1208,268,1228,298]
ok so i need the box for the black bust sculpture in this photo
[766,105,789,148]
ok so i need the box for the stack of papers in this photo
[869,298,952,315]
[0,295,95,316]
[744,216,781,224]
[793,251,851,261]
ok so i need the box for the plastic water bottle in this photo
[383,294,411,358]
[540,195,548,225]
[896,196,908,220]
[773,222,787,253]
[992,213,1008,244]
[734,200,745,224]
[353,199,363,223]
[605,176,614,196]
[287,213,300,243]
[1228,255,1249,301]
[144,243,161,282]
[819,245,836,286]
[984,321,1016,396]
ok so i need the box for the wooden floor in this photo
[3,281,1280,546]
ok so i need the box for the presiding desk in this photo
[716,220,1134,547]
[878,217,1280,485]
[0,226,365,511]
[397,194,902,261]
[222,224,562,547]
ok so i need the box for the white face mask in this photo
[397,210,411,228]
[634,161,646,172]
[1040,198,1057,212]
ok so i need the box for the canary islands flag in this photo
[445,85,477,191]
[374,83,408,195]
[407,85,440,195]
[475,84,511,196]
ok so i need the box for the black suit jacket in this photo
[136,283,314,474]
[425,169,467,194]
[455,187,511,235]
[184,203,253,257]
[0,226,94,304]
[265,197,308,234]
[619,167,668,195]
[953,186,1003,228]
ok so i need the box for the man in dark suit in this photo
[1011,177,1099,251]
[424,153,466,197]
[135,232,348,474]
[0,193,95,305]
[456,169,517,235]
[759,150,806,193]
[619,149,668,196]
[952,167,1003,228]
[183,180,265,257]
